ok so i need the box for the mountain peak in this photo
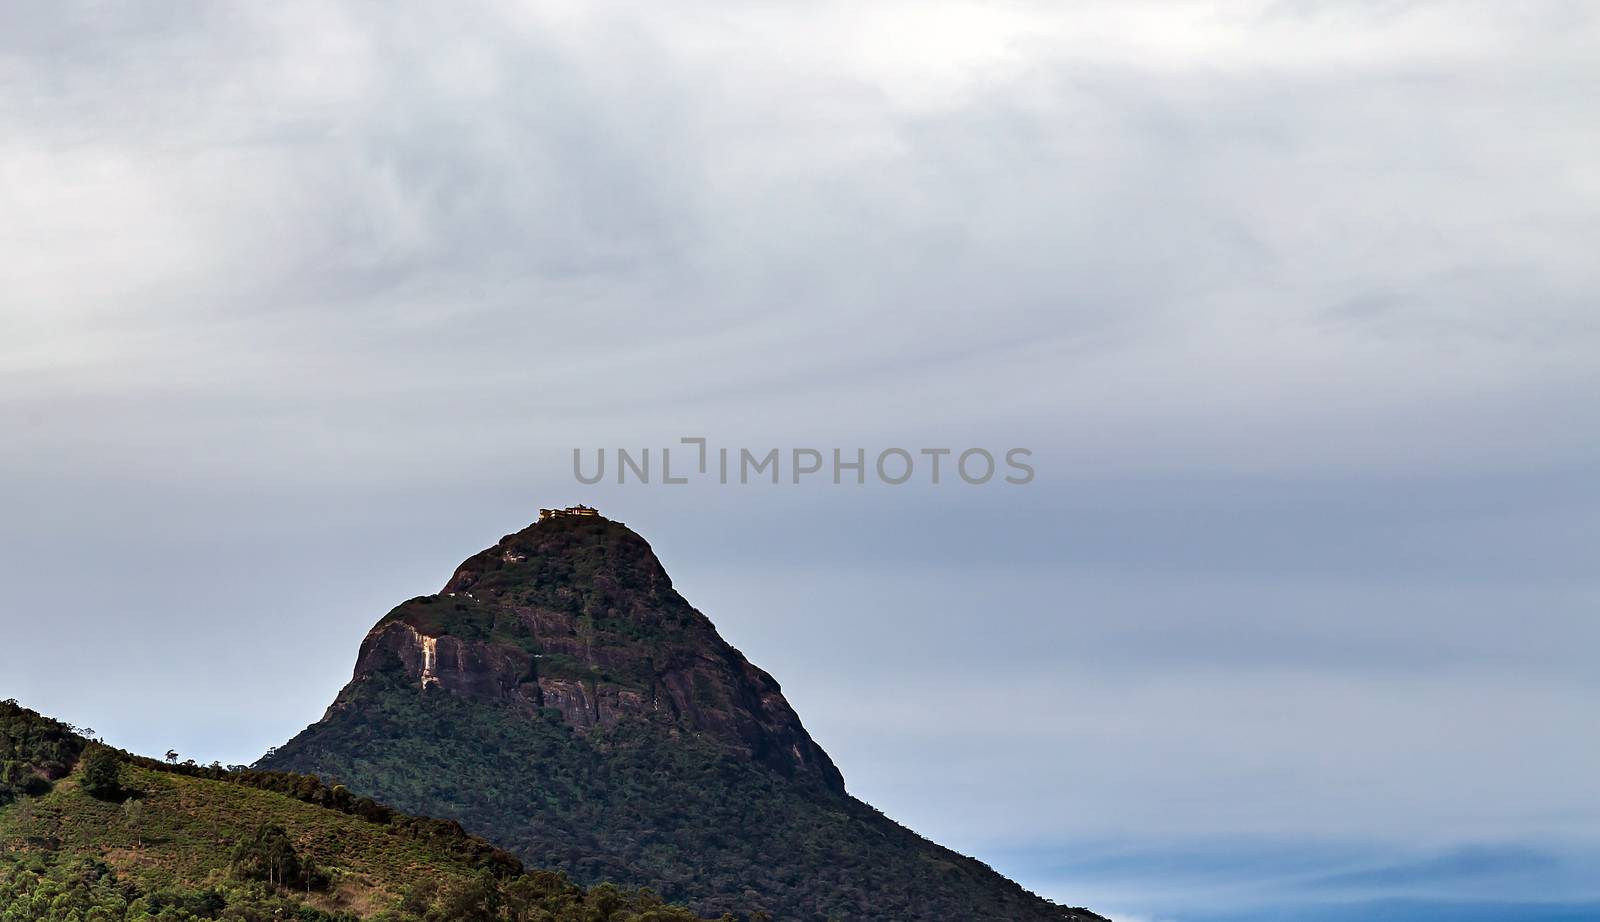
[335,509,844,792]
[443,505,668,596]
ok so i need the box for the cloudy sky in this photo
[3,2,1598,919]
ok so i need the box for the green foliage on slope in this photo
[1,700,87,805]
[262,669,1095,922]
[0,701,712,922]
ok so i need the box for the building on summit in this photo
[540,504,600,521]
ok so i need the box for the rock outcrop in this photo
[329,512,843,790]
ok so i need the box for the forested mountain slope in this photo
[261,511,1103,922]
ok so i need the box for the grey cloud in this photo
[2,3,1597,920]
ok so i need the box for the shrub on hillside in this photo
[79,748,124,801]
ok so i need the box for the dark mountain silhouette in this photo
[259,509,1103,921]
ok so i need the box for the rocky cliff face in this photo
[322,512,844,791]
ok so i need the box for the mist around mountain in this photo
[258,510,1103,922]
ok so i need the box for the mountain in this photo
[259,509,1103,921]
[0,699,707,921]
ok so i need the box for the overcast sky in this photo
[3,3,1598,920]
